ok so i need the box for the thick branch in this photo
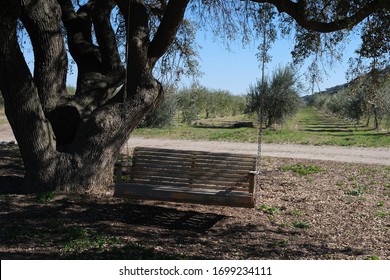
[20,0,68,112]
[93,0,123,72]
[59,0,124,115]
[148,0,190,65]
[126,0,151,98]
[250,0,389,32]
[115,0,129,21]
[58,0,102,74]
[0,0,57,187]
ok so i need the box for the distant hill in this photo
[305,65,390,101]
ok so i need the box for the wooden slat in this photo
[130,173,250,185]
[133,152,256,162]
[133,160,255,171]
[129,178,249,191]
[131,171,251,182]
[134,147,256,161]
[115,184,255,208]
[133,158,255,168]
[132,166,253,177]
[131,166,253,178]
[114,147,258,208]
[134,155,256,165]
[129,172,249,183]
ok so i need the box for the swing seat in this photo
[114,147,258,208]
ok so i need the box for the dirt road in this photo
[1,124,389,165]
[125,137,390,165]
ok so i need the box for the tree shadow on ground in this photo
[303,128,354,133]
[0,194,370,260]
[0,195,226,259]
[0,144,25,194]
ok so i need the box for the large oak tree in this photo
[0,0,388,193]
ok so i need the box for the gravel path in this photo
[1,124,389,165]
[126,137,390,165]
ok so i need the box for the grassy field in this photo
[134,107,390,147]
[1,106,389,147]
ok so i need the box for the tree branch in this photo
[249,0,389,33]
[125,0,151,98]
[93,0,123,72]
[148,0,190,65]
[20,0,68,112]
[0,0,57,174]
[59,0,124,115]
[58,0,102,74]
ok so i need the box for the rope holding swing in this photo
[124,0,132,167]
[254,96,263,206]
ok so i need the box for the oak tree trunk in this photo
[0,0,187,193]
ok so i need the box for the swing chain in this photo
[254,96,264,205]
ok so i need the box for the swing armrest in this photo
[248,171,258,193]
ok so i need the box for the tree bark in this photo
[250,0,389,33]
[0,0,57,192]
[0,0,182,194]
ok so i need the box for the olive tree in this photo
[0,0,388,193]
[246,65,302,127]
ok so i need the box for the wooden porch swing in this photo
[113,0,263,208]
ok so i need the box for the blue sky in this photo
[178,31,361,96]
[54,31,360,96]
[24,14,361,97]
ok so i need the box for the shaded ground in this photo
[1,144,389,259]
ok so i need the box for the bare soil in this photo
[0,143,389,260]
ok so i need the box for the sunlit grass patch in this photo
[134,107,390,147]
[279,163,324,176]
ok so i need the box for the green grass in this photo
[134,107,390,147]
[257,204,281,215]
[1,105,389,147]
[366,256,381,260]
[345,183,368,197]
[37,191,55,204]
[293,220,311,229]
[63,227,120,253]
[287,209,305,216]
[279,163,324,175]
[134,125,259,142]
[375,211,389,218]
